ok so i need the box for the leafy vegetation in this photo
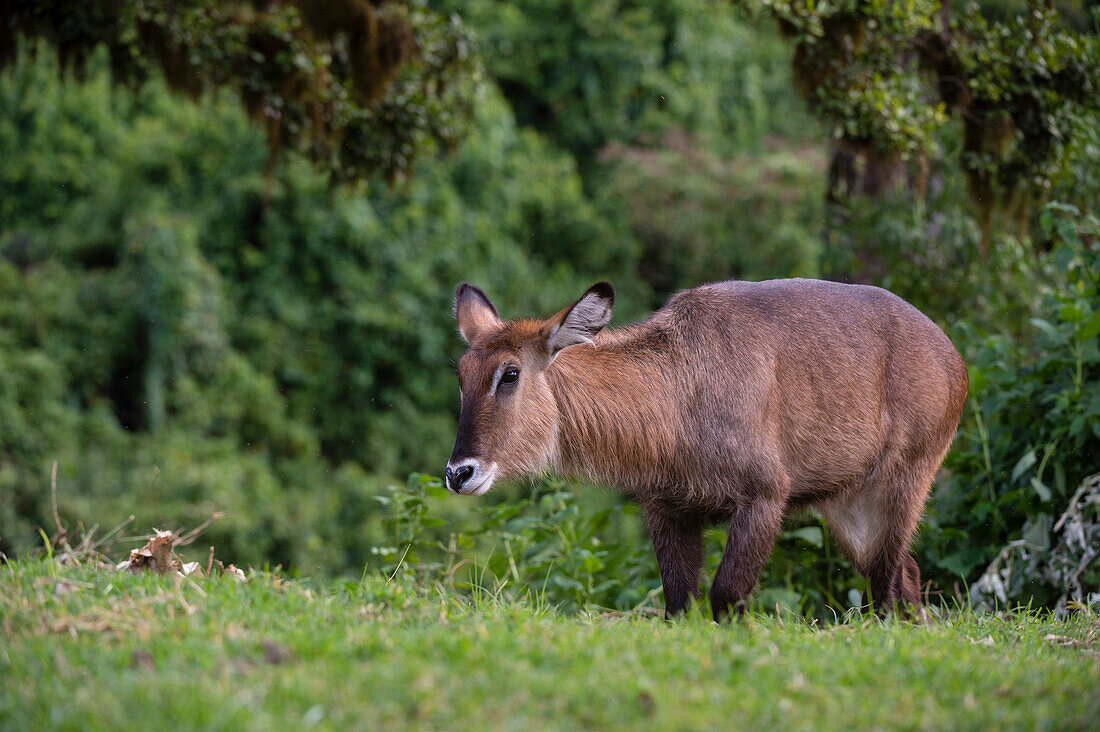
[1,0,1098,618]
[430,0,817,161]
[2,0,479,182]
[744,0,1100,262]
[927,204,1100,603]
[0,49,650,573]
[369,472,864,617]
[2,559,1098,730]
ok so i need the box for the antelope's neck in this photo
[546,327,682,489]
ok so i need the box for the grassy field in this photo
[2,559,1098,731]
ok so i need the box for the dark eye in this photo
[500,367,519,386]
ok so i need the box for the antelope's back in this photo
[655,278,968,487]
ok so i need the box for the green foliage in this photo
[0,48,646,569]
[433,0,818,160]
[823,171,1039,333]
[969,472,1099,611]
[3,0,479,182]
[433,0,665,159]
[601,133,825,301]
[376,474,659,612]
[374,473,867,618]
[924,203,1100,596]
[745,0,1100,243]
[747,0,944,155]
[949,4,1100,220]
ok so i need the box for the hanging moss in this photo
[1,0,477,182]
[744,0,1100,253]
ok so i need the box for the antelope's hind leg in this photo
[819,462,936,616]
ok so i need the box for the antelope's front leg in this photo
[710,496,785,622]
[645,509,704,618]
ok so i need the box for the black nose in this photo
[445,465,475,492]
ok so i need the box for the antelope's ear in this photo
[545,282,615,358]
[454,283,502,343]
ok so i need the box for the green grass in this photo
[2,559,1098,730]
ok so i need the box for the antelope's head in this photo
[444,282,615,495]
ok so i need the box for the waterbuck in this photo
[445,279,968,619]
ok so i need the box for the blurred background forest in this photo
[1,0,1098,616]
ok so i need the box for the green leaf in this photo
[1010,449,1037,483]
[1029,477,1051,503]
[788,526,823,548]
[505,517,541,532]
[1059,303,1085,323]
[580,554,604,574]
[1023,514,1052,551]
[424,482,450,501]
[550,575,583,591]
[936,548,986,577]
[1055,219,1080,247]
[967,365,988,396]
[1040,208,1054,236]
[591,579,619,594]
[1075,308,1100,342]
[1030,318,1064,343]
[1053,244,1077,271]
[755,587,801,610]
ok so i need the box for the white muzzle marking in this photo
[445,459,498,496]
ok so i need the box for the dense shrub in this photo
[0,50,647,569]
[600,131,825,303]
[430,0,815,161]
[925,204,1100,604]
[376,473,862,616]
